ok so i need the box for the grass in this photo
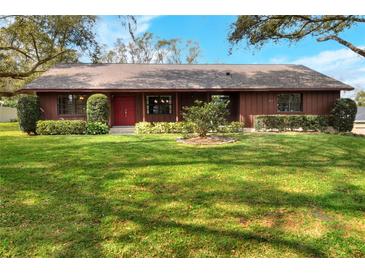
[0,122,364,258]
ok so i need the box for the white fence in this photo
[0,106,17,122]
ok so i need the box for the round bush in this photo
[87,94,109,124]
[16,95,41,134]
[330,98,357,132]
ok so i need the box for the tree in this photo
[100,34,200,64]
[16,95,41,135]
[87,94,110,124]
[331,98,357,132]
[99,17,200,64]
[0,16,98,81]
[355,90,365,106]
[228,16,365,58]
[183,97,230,137]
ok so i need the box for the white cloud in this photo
[270,47,365,98]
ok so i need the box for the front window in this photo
[57,94,87,115]
[211,94,230,103]
[277,93,302,112]
[146,95,172,114]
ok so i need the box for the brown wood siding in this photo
[240,90,340,127]
[37,90,340,127]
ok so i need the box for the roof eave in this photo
[18,87,354,92]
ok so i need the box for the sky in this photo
[95,15,365,97]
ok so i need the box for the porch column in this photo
[142,92,146,122]
[108,93,112,127]
[239,92,244,123]
[175,92,179,122]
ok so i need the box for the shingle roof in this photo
[356,107,365,121]
[22,64,353,91]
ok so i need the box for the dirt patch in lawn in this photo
[239,209,328,237]
[177,136,237,145]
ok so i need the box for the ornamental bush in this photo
[135,122,194,134]
[135,122,155,134]
[16,95,41,134]
[87,94,109,124]
[36,120,87,135]
[182,97,230,137]
[86,122,109,135]
[218,121,244,133]
[135,121,243,134]
[255,115,330,132]
[330,98,357,132]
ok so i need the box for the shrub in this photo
[16,95,41,134]
[135,121,243,134]
[330,98,357,132]
[218,121,245,133]
[135,122,155,134]
[36,120,87,135]
[86,122,109,135]
[136,122,194,134]
[255,115,330,132]
[172,121,195,134]
[87,94,109,124]
[183,97,230,137]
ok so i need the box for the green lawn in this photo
[0,122,364,258]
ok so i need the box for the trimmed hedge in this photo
[36,120,110,135]
[86,122,109,135]
[330,98,357,132]
[36,120,87,135]
[17,95,41,134]
[218,121,244,133]
[87,94,109,124]
[255,115,330,132]
[136,122,194,134]
[136,121,244,134]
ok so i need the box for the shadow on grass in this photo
[1,132,364,257]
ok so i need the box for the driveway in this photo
[352,125,365,135]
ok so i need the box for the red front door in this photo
[113,96,136,126]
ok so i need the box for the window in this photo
[277,93,302,112]
[57,94,87,115]
[211,94,230,103]
[146,95,172,114]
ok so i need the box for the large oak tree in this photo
[0,15,98,91]
[229,16,365,58]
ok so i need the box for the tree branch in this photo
[0,46,34,60]
[0,50,69,79]
[30,33,40,61]
[318,35,365,57]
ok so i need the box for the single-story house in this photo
[18,64,353,127]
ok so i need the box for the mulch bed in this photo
[176,135,237,145]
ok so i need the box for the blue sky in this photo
[95,15,365,96]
